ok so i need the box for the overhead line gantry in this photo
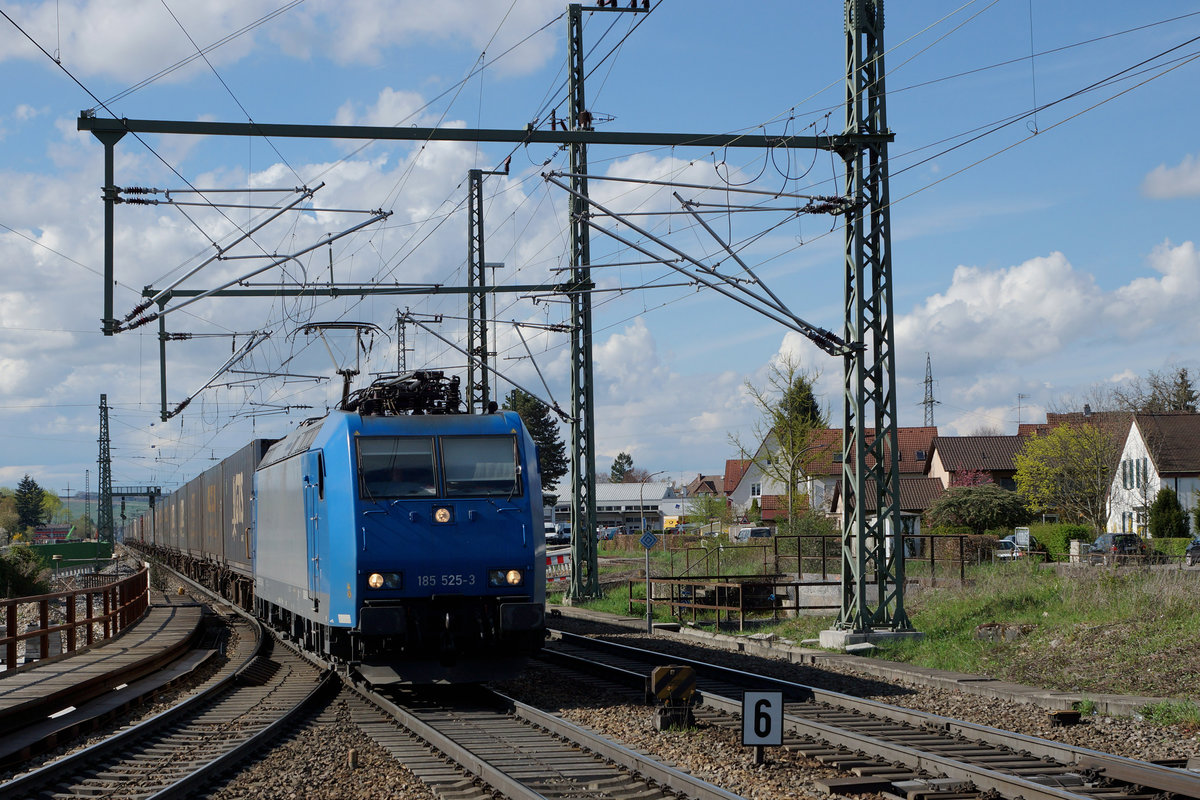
[79,1,910,634]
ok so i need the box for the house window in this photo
[750,482,761,497]
[1122,460,1129,490]
[915,449,926,461]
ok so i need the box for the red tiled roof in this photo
[829,476,945,514]
[804,426,938,476]
[723,459,751,494]
[1136,413,1200,474]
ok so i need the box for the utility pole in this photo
[466,165,508,413]
[922,353,939,427]
[97,394,114,544]
[835,0,912,638]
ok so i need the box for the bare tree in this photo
[730,354,828,520]
[1112,366,1198,413]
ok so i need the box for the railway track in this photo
[0,614,334,799]
[542,629,1200,800]
[348,680,744,800]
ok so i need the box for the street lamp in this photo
[640,470,665,635]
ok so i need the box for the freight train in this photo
[122,371,546,683]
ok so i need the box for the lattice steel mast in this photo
[97,394,114,544]
[565,2,600,600]
[467,168,491,413]
[839,0,910,632]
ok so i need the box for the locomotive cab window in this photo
[358,437,437,499]
[441,436,521,497]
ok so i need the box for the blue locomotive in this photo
[124,371,546,683]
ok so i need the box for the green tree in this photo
[0,547,50,597]
[685,493,731,533]
[502,389,568,494]
[610,451,634,483]
[926,484,1031,535]
[731,354,828,521]
[1149,486,1188,539]
[1014,423,1120,532]
[0,489,16,543]
[14,474,48,531]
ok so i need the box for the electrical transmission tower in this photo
[923,353,939,427]
[97,394,114,544]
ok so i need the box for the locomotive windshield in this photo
[358,437,437,499]
[442,436,521,498]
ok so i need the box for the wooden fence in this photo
[0,566,149,671]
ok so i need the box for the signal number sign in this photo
[741,691,783,746]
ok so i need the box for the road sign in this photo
[640,532,658,549]
[742,691,783,746]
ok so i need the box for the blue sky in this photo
[1,1,1199,496]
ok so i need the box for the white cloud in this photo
[1142,153,1200,199]
[333,88,436,129]
[896,251,1101,370]
[1,1,561,82]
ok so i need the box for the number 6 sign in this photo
[741,691,783,747]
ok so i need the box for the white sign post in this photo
[742,691,783,764]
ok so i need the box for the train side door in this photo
[302,450,324,606]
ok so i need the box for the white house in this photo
[1106,413,1200,535]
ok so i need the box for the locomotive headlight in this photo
[489,568,523,587]
[367,572,403,590]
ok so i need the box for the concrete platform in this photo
[0,602,203,737]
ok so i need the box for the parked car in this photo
[1087,532,1147,565]
[734,526,772,542]
[544,522,562,546]
[598,526,627,540]
[994,539,1026,560]
[553,523,571,545]
[1185,536,1200,567]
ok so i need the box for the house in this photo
[727,426,938,521]
[1106,413,1200,535]
[683,473,723,497]
[829,476,945,540]
[925,435,1027,490]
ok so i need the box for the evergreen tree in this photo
[14,474,47,531]
[501,389,568,493]
[1168,368,1198,413]
[1149,486,1188,539]
[610,451,634,483]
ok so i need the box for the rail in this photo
[0,566,149,670]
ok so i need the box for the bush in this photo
[1150,487,1189,540]
[1149,538,1191,559]
[1030,522,1094,562]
